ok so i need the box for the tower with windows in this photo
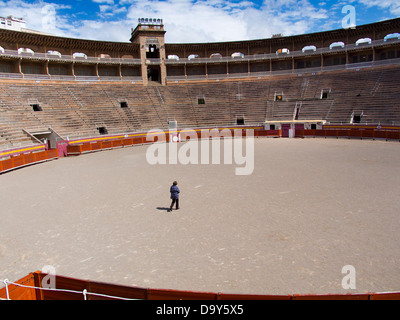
[130,18,166,85]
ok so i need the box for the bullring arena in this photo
[1,17,400,300]
[1,137,400,297]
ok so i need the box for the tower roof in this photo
[130,17,166,43]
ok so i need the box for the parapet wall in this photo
[0,18,399,82]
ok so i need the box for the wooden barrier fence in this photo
[0,149,58,174]
[1,127,399,173]
[1,271,399,300]
[296,129,400,140]
[65,127,400,158]
[65,128,280,156]
[67,136,150,155]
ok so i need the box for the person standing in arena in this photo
[169,181,180,212]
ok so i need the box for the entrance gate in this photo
[56,140,69,157]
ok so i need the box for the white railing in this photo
[1,279,137,300]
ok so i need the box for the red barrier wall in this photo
[65,127,276,157]
[295,128,400,141]
[65,126,400,159]
[2,126,398,174]
[0,273,39,300]
[1,272,399,300]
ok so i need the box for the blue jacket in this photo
[170,185,180,199]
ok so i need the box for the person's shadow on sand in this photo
[157,207,179,213]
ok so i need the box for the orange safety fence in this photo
[0,149,58,174]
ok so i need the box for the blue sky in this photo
[0,0,399,43]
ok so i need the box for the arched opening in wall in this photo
[384,33,400,42]
[231,52,244,59]
[167,55,179,60]
[99,54,111,59]
[276,48,290,55]
[73,52,88,60]
[329,42,345,50]
[146,44,159,59]
[47,50,61,58]
[356,38,372,46]
[18,48,34,55]
[0,46,4,53]
[210,53,222,59]
[188,54,199,60]
[302,45,317,53]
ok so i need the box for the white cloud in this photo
[70,20,132,42]
[358,0,400,15]
[123,0,329,42]
[98,4,127,16]
[0,0,71,36]
[92,0,114,4]
[5,0,384,44]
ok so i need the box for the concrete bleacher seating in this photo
[0,63,399,149]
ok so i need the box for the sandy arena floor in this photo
[1,137,400,295]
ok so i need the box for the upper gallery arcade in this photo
[0,16,399,85]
